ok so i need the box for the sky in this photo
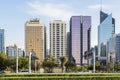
[0,0,120,49]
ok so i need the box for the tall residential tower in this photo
[50,20,67,64]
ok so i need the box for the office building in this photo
[0,28,5,53]
[25,18,46,63]
[50,20,67,64]
[115,34,120,62]
[98,11,115,65]
[6,45,24,57]
[70,16,91,65]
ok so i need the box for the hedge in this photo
[0,73,120,80]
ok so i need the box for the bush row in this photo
[0,76,120,80]
[1,73,120,77]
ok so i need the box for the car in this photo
[19,70,29,74]
[0,71,6,74]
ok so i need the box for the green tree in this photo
[60,56,68,73]
[95,61,100,71]
[107,62,113,72]
[18,57,28,70]
[81,65,88,72]
[65,61,75,72]
[88,64,93,70]
[0,53,8,71]
[115,62,120,72]
[42,55,57,73]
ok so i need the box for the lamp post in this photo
[35,60,37,73]
[16,47,18,73]
[93,48,96,73]
[29,52,32,73]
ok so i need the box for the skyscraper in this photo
[98,11,115,64]
[50,20,66,64]
[0,28,5,53]
[25,18,46,63]
[70,16,91,65]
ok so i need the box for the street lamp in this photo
[16,47,18,73]
[29,52,32,73]
[93,48,96,73]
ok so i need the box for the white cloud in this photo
[88,4,110,10]
[26,1,75,20]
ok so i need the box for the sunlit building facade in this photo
[98,11,115,57]
[25,18,46,63]
[98,11,115,65]
[50,20,67,65]
[70,16,91,65]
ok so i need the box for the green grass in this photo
[0,73,120,80]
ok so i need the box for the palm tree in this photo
[60,56,68,73]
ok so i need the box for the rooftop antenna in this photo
[100,0,102,11]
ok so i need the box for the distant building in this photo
[106,34,120,63]
[70,16,91,65]
[98,11,115,65]
[67,32,71,61]
[6,45,24,57]
[115,34,120,62]
[84,46,98,65]
[50,20,67,65]
[25,18,46,63]
[0,28,5,53]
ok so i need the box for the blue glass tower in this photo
[0,28,5,53]
[98,11,115,63]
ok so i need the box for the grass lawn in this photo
[0,73,120,80]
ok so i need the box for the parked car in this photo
[19,69,29,74]
[0,71,6,74]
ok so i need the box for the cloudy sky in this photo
[0,0,120,49]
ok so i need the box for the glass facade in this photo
[98,11,115,58]
[115,34,120,62]
[0,29,5,53]
[6,46,23,57]
[70,16,91,65]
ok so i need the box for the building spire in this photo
[100,0,102,11]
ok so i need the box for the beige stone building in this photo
[25,18,46,63]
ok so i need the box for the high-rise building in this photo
[106,34,120,62]
[98,11,115,65]
[0,28,5,53]
[70,16,91,65]
[67,32,71,61]
[6,45,24,57]
[25,18,46,63]
[50,20,66,64]
[115,34,120,62]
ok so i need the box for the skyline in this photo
[0,0,120,49]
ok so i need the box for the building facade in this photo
[50,20,66,64]
[70,16,91,65]
[25,18,46,63]
[107,34,120,62]
[98,11,115,65]
[0,28,5,53]
[115,34,120,62]
[6,45,24,57]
